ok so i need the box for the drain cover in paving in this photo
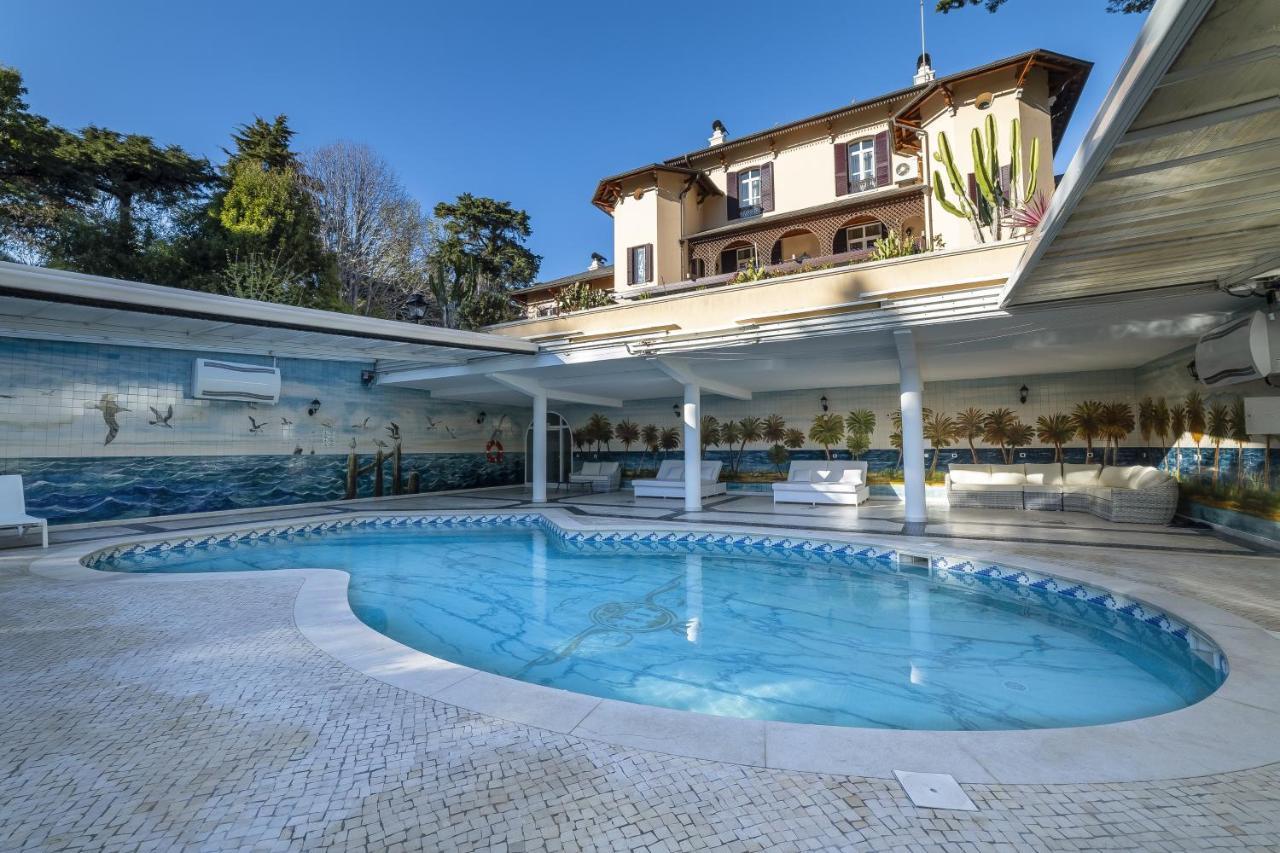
[893,770,977,811]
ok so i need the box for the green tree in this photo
[923,411,958,477]
[1071,400,1105,464]
[783,428,806,451]
[1006,420,1034,459]
[1099,401,1134,466]
[1168,403,1187,478]
[732,416,764,474]
[432,193,540,307]
[615,419,640,474]
[700,415,721,456]
[955,407,986,463]
[808,413,844,461]
[640,423,661,472]
[1035,413,1074,463]
[0,65,90,256]
[585,412,613,457]
[844,409,876,460]
[658,426,680,460]
[983,407,1019,464]
[1185,391,1207,476]
[767,443,789,474]
[762,414,787,446]
[1206,402,1230,486]
[1229,397,1250,489]
[49,126,213,279]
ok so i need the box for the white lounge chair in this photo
[772,460,870,506]
[0,475,48,548]
[568,461,622,492]
[632,460,726,499]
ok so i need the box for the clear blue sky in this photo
[4,0,1144,281]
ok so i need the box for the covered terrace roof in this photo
[0,261,537,369]
[1001,0,1279,307]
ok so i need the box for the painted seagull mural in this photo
[386,422,401,442]
[248,416,267,433]
[425,416,456,439]
[148,405,174,428]
[352,416,371,429]
[90,394,130,445]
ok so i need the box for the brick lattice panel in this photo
[690,190,926,274]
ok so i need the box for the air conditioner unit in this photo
[1193,311,1277,388]
[192,358,281,404]
[893,157,921,184]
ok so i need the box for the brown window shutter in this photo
[725,171,740,220]
[998,164,1012,209]
[760,162,774,212]
[967,172,978,203]
[873,131,891,188]
[627,247,635,285]
[719,248,736,274]
[834,143,849,196]
[643,244,654,283]
[833,228,848,254]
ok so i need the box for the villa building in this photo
[510,254,613,319]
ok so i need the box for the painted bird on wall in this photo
[91,394,129,445]
[248,416,267,433]
[148,405,174,428]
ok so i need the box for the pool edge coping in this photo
[26,508,1280,786]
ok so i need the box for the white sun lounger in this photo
[0,475,48,548]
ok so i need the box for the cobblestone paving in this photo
[2,565,1280,852]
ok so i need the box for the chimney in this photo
[588,252,606,271]
[914,52,936,85]
[708,119,728,147]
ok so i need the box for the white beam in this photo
[653,357,753,400]
[531,393,548,503]
[489,373,623,408]
[894,330,927,524]
[377,345,635,385]
[1218,251,1280,290]
[683,383,702,512]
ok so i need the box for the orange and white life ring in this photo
[485,438,504,463]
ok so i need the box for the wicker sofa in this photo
[771,460,870,506]
[632,460,726,499]
[945,463,1179,524]
[569,461,621,492]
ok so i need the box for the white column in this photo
[683,383,701,512]
[531,392,547,503]
[894,329,927,523]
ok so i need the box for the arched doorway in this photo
[833,216,885,254]
[770,229,820,264]
[525,411,573,489]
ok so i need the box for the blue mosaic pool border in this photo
[80,511,1224,667]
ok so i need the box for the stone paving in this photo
[3,497,1280,851]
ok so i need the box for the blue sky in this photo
[4,0,1144,281]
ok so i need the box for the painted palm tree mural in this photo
[1071,401,1105,464]
[845,409,875,460]
[956,407,985,464]
[1035,413,1074,463]
[923,411,958,476]
[1185,391,1206,476]
[808,414,844,461]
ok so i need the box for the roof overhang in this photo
[0,261,538,367]
[1000,0,1279,307]
[591,165,722,215]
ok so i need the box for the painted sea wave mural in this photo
[5,453,525,525]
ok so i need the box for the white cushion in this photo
[1132,467,1169,490]
[988,464,1027,486]
[838,469,864,485]
[1099,466,1135,488]
[579,462,601,475]
[661,463,684,481]
[1062,464,1101,485]
[1024,463,1063,486]
[948,465,991,485]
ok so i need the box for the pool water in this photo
[103,526,1223,730]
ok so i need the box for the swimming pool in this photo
[97,519,1225,731]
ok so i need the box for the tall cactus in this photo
[933,116,1040,242]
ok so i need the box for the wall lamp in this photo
[476,411,487,425]
[1019,384,1029,405]
[820,395,829,412]
[673,403,681,418]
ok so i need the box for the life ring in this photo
[485,438,504,463]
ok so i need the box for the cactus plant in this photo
[933,116,1040,242]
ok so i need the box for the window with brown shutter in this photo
[726,170,740,220]
[628,244,653,285]
[873,131,891,188]
[760,162,774,212]
[834,143,849,197]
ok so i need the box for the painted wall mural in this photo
[561,358,1280,541]
[0,338,529,524]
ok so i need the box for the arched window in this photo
[833,217,884,254]
[689,257,706,279]
[771,229,820,265]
